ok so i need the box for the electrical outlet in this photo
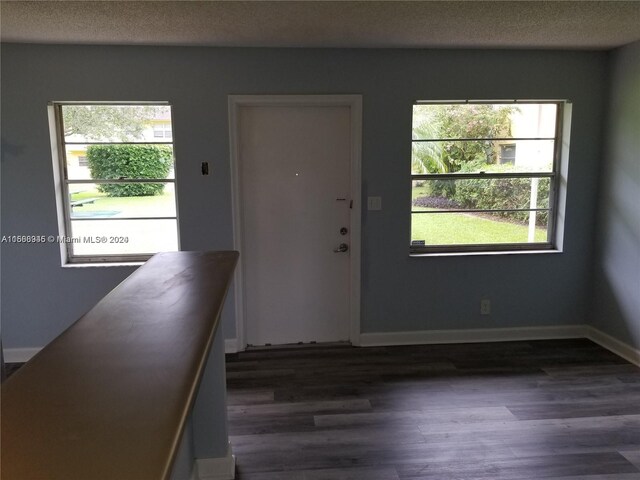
[480,299,491,315]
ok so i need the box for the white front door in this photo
[235,100,357,346]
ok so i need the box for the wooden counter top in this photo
[1,251,239,480]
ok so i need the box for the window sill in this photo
[410,249,562,258]
[62,261,144,268]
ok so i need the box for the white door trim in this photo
[228,95,362,351]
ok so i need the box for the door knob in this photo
[333,243,349,253]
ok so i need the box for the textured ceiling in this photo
[1,1,639,50]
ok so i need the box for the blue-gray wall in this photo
[1,44,608,348]
[591,41,640,349]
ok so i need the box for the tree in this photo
[412,104,517,174]
[62,105,168,141]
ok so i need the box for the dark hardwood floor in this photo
[225,339,640,479]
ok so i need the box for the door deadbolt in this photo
[333,243,349,253]
[340,227,348,235]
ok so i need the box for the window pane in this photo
[69,183,176,218]
[412,103,557,140]
[412,178,551,211]
[69,219,178,256]
[62,105,172,143]
[65,144,175,180]
[411,140,555,174]
[411,211,549,246]
[410,101,562,252]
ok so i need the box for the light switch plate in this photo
[367,196,382,211]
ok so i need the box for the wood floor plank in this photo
[511,445,640,460]
[227,389,275,405]
[543,475,640,480]
[417,416,640,456]
[228,415,317,435]
[233,441,519,473]
[507,396,640,420]
[369,388,635,412]
[314,406,517,428]
[230,425,425,454]
[236,466,401,480]
[417,413,640,435]
[226,368,296,379]
[395,452,639,479]
[230,399,372,418]
[542,364,640,378]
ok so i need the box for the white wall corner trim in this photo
[194,442,235,480]
[359,325,588,347]
[4,347,42,363]
[585,326,640,367]
[225,338,238,354]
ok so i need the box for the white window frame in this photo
[49,102,180,264]
[410,100,569,255]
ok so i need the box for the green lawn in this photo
[411,184,547,245]
[412,212,547,244]
[70,186,175,218]
[411,184,431,201]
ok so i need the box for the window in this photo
[51,103,179,263]
[153,124,172,138]
[499,144,516,165]
[410,101,565,254]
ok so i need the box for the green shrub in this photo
[429,178,457,198]
[86,144,172,197]
[453,164,550,226]
[427,159,490,200]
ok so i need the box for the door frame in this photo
[228,95,362,351]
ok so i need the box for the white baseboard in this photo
[359,325,588,347]
[194,442,235,480]
[225,339,238,354]
[585,326,640,367]
[4,347,41,363]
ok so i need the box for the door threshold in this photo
[245,341,352,351]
